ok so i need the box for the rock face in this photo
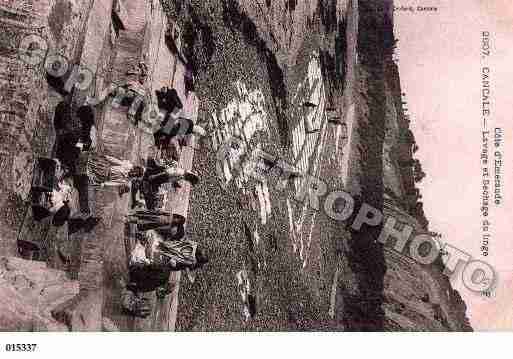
[0,256,78,331]
[0,0,471,331]
[381,201,472,331]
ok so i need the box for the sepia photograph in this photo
[0,0,512,356]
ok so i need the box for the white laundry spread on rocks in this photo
[289,54,327,268]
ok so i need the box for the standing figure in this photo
[54,93,97,175]
[153,86,206,148]
[136,157,199,210]
[128,229,207,288]
[122,229,208,318]
[153,113,206,148]
[130,229,208,271]
[127,211,186,241]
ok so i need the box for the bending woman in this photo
[137,158,199,210]
[122,229,208,318]
[75,152,143,218]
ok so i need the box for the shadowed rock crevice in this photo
[339,0,390,332]
[319,19,347,95]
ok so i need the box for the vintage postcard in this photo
[0,0,511,347]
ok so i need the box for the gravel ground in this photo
[160,0,346,331]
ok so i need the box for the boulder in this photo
[0,256,79,331]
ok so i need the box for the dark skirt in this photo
[128,211,185,241]
[85,153,128,185]
[55,135,80,173]
[155,87,182,113]
[128,265,171,293]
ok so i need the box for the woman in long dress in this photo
[121,229,208,317]
[72,152,144,221]
[127,211,186,241]
[129,229,208,276]
[135,157,199,210]
[86,152,144,188]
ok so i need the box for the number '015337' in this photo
[5,344,37,352]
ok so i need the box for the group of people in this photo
[30,63,208,318]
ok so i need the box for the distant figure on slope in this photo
[184,67,195,94]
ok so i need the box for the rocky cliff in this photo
[0,0,471,331]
